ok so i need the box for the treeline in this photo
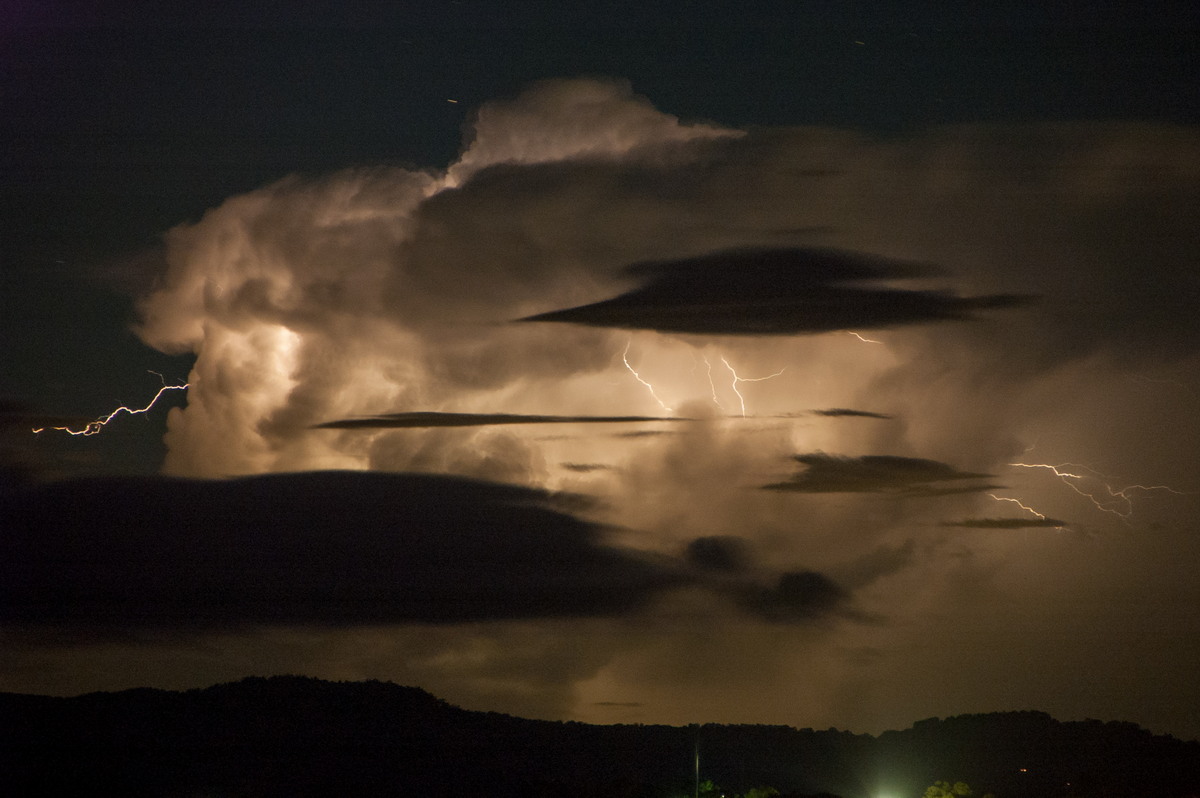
[2,676,1197,797]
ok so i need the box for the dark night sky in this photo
[3,0,1200,744]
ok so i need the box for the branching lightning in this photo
[720,356,784,418]
[1009,461,1189,520]
[32,377,189,437]
[619,344,785,417]
[622,340,673,413]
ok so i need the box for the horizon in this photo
[8,672,1197,743]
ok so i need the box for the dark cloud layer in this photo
[0,471,685,630]
[684,535,752,573]
[521,247,1034,336]
[314,411,686,429]
[763,453,995,495]
[941,517,1068,529]
[738,570,852,623]
[1,471,856,632]
[812,408,894,420]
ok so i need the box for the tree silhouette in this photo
[923,781,994,798]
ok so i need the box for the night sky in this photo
[3,2,1200,743]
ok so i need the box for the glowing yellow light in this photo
[988,493,1050,521]
[846,331,882,344]
[32,381,189,437]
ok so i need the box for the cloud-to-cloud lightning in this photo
[31,381,188,437]
[846,332,882,344]
[1009,462,1188,520]
[987,492,1050,521]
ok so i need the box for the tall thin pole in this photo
[694,724,700,798]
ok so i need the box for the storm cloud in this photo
[11,76,1199,738]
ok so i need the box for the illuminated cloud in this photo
[521,247,1034,335]
[132,79,1199,489]
[100,77,1200,736]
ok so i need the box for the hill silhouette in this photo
[2,676,1197,797]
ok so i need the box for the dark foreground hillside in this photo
[2,676,1197,797]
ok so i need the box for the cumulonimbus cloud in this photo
[130,77,1199,486]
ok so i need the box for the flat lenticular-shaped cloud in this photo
[521,247,1035,335]
[763,453,994,495]
[313,410,688,429]
[941,517,1068,529]
[812,408,894,419]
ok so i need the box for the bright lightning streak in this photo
[32,381,189,436]
[622,340,673,413]
[988,493,1049,520]
[846,331,882,344]
[720,356,784,418]
[702,356,724,410]
[1009,462,1188,520]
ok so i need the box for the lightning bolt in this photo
[701,356,724,410]
[622,340,673,413]
[32,377,189,436]
[846,331,882,344]
[1009,462,1188,520]
[720,356,784,418]
[987,493,1049,520]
